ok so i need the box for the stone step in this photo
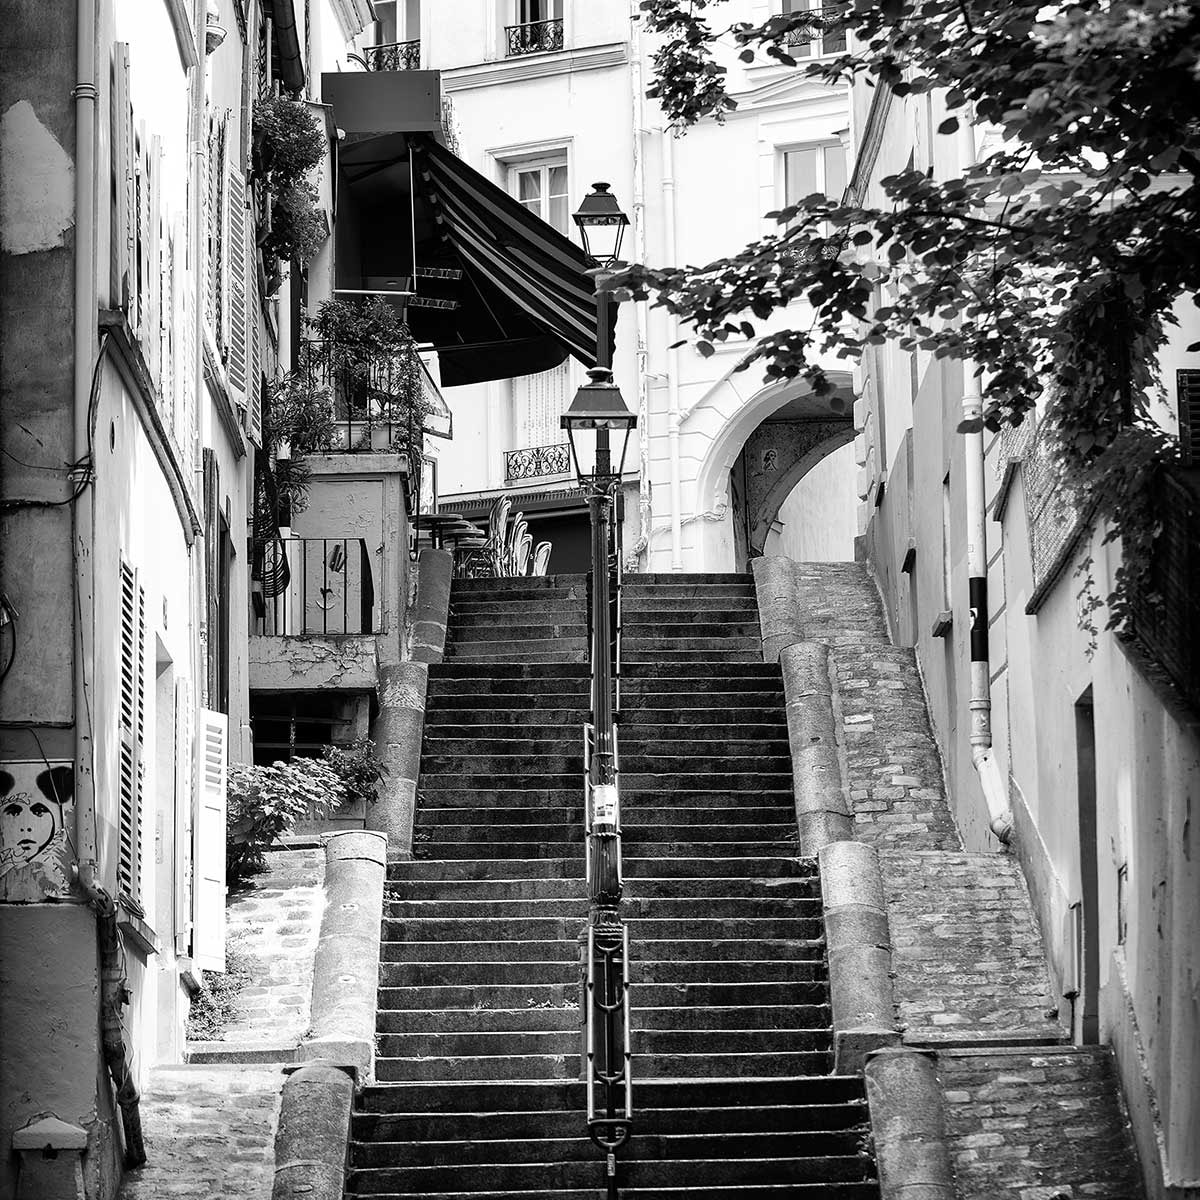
[450,598,589,616]
[376,980,828,1013]
[411,788,583,806]
[350,1127,863,1169]
[419,774,582,791]
[451,573,587,592]
[625,621,764,640]
[619,773,794,792]
[621,661,780,680]
[424,715,585,733]
[449,623,588,641]
[381,916,822,943]
[373,1048,834,1085]
[383,936,822,964]
[346,1182,880,1199]
[355,1076,866,1114]
[622,752,793,770]
[621,602,759,618]
[447,643,589,662]
[624,640,762,655]
[412,841,583,860]
[389,858,584,882]
[620,695,784,714]
[618,728,790,745]
[622,855,811,878]
[420,753,585,773]
[622,584,757,599]
[385,874,816,901]
[430,661,591,680]
[352,1097,865,1142]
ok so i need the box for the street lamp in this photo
[565,184,635,1190]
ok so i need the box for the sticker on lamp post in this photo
[592,784,619,831]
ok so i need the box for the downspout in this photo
[661,130,684,571]
[73,0,147,1165]
[958,113,1012,844]
[628,0,652,569]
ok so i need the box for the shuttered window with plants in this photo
[118,560,146,906]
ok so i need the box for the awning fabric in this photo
[407,134,615,384]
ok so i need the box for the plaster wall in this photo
[767,440,858,562]
[0,904,116,1200]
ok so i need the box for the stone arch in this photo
[680,368,855,569]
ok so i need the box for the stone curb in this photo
[819,840,902,1073]
[297,831,387,1080]
[271,1062,355,1200]
[409,547,453,664]
[864,1047,957,1200]
[751,556,809,663]
[368,660,428,859]
[780,640,855,851]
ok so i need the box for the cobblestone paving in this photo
[939,1048,1145,1200]
[118,1065,283,1200]
[786,562,1142,1199]
[880,850,1062,1043]
[221,847,324,1047]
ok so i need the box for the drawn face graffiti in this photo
[1,793,59,865]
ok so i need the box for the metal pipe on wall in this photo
[661,130,684,571]
[957,111,1012,844]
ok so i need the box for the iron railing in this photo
[300,339,442,454]
[349,38,421,70]
[505,17,564,56]
[1128,466,1200,714]
[257,536,377,636]
[505,442,572,481]
[783,4,848,55]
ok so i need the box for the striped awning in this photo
[408,134,615,383]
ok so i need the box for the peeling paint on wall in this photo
[0,100,75,255]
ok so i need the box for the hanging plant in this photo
[261,181,325,265]
[252,96,325,186]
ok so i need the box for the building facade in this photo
[851,81,1200,1200]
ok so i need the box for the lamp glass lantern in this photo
[573,182,630,268]
[560,369,637,494]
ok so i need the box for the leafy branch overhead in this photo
[621,0,1200,631]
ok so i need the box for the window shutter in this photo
[203,449,221,707]
[227,163,249,398]
[133,125,150,337]
[1178,370,1200,467]
[246,248,263,445]
[111,44,135,311]
[146,135,163,389]
[206,111,228,338]
[118,560,145,904]
[193,707,227,971]
[173,676,194,955]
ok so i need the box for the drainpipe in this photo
[628,0,652,570]
[958,113,1012,844]
[72,0,147,1165]
[661,130,683,571]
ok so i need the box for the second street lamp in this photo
[567,183,635,1193]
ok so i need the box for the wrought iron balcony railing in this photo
[783,5,848,55]
[301,338,444,454]
[349,39,421,70]
[255,536,377,637]
[505,18,564,56]
[505,442,573,481]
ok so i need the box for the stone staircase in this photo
[345,571,879,1198]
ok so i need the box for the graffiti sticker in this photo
[0,761,75,902]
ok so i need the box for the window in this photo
[250,693,360,765]
[781,0,847,57]
[507,0,564,55]
[783,142,847,211]
[511,158,570,235]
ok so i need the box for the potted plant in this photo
[252,97,326,267]
[306,298,434,451]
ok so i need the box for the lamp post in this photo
[563,183,635,1191]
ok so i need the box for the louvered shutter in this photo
[246,246,263,444]
[118,560,145,904]
[1178,370,1200,467]
[203,450,221,707]
[227,163,249,398]
[206,111,227,338]
[173,676,194,955]
[111,44,135,311]
[193,708,227,971]
[146,135,163,389]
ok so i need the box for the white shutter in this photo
[111,44,135,311]
[193,707,227,971]
[227,162,249,398]
[117,561,145,903]
[246,249,262,445]
[173,677,194,955]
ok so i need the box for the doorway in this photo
[1074,686,1100,1044]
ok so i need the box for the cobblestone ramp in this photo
[788,561,1144,1200]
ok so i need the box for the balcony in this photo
[351,39,421,71]
[257,536,377,637]
[783,5,847,56]
[301,338,447,454]
[505,442,572,482]
[505,18,564,56]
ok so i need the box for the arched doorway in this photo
[685,373,855,571]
